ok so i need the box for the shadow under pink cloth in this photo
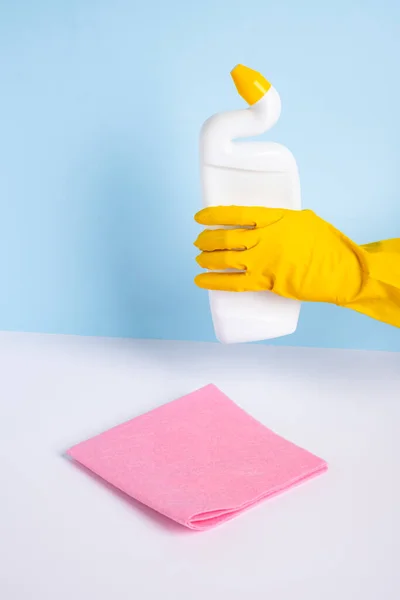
[67,384,327,530]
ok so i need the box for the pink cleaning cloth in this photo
[67,384,327,530]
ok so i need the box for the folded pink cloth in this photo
[68,384,327,530]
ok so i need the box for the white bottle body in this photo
[200,94,301,344]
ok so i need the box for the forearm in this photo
[361,238,400,255]
[346,239,400,328]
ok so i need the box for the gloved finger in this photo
[195,272,252,291]
[195,272,273,292]
[196,250,247,271]
[194,228,258,251]
[195,206,285,228]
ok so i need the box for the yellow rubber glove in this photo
[194,206,400,328]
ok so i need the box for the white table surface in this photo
[0,332,399,599]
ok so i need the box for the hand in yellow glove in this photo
[194,206,400,328]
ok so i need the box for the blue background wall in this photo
[0,0,399,351]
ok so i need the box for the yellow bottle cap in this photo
[230,64,272,105]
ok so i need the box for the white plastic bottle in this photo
[199,64,301,344]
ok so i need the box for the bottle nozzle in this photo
[230,64,272,106]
